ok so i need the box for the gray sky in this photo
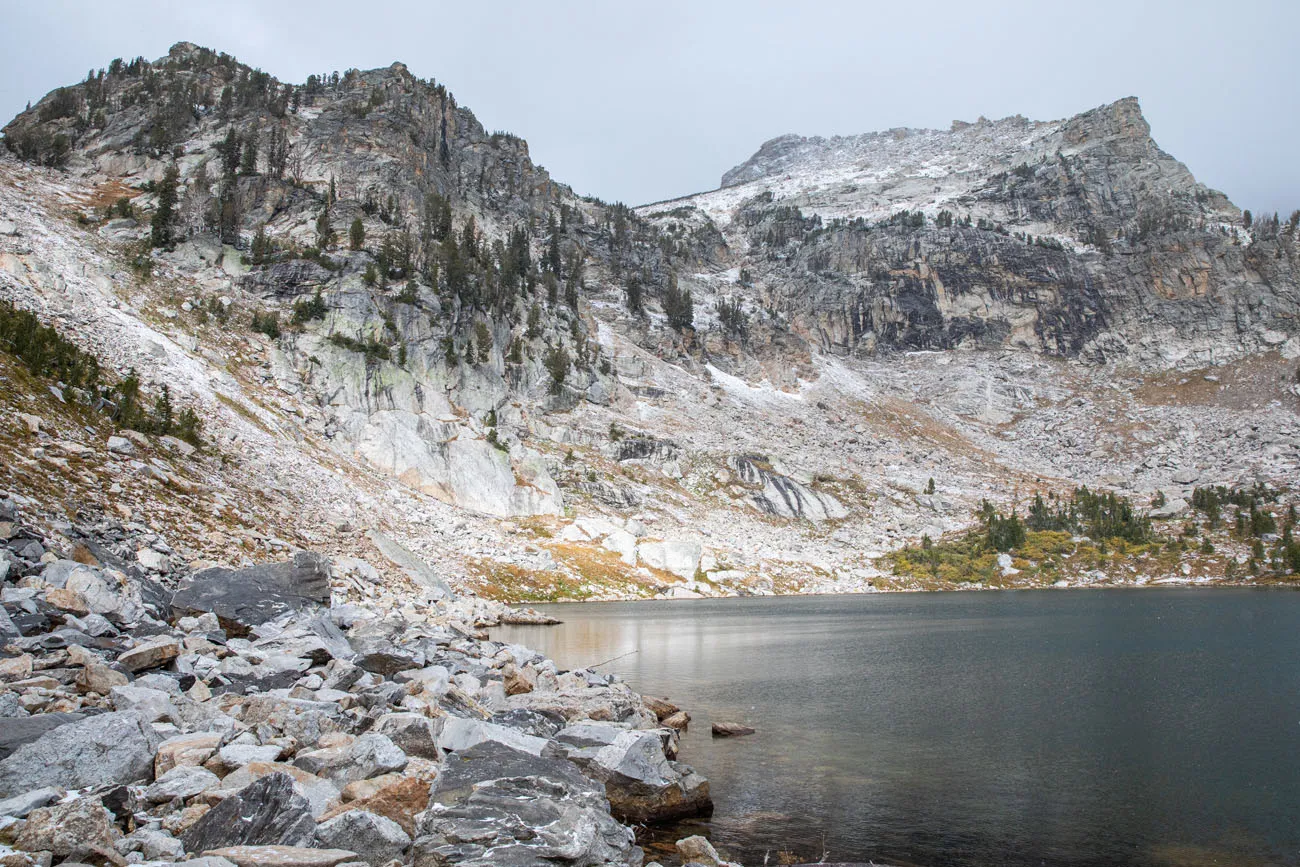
[3,1,1298,216]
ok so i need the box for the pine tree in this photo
[218,128,241,178]
[350,217,365,251]
[240,128,259,175]
[663,274,693,331]
[150,162,180,249]
[316,207,334,249]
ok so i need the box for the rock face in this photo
[171,552,331,630]
[729,455,847,521]
[650,97,1300,369]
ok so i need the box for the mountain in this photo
[641,97,1299,368]
[1,43,1298,606]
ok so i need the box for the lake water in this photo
[492,589,1300,867]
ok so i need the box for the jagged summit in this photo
[695,97,1236,232]
[724,97,1158,189]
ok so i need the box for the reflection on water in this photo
[493,589,1300,867]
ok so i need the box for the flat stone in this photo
[436,716,548,757]
[171,553,331,633]
[218,743,285,768]
[155,731,223,776]
[145,764,221,802]
[711,721,755,737]
[117,637,181,672]
[201,847,359,867]
[0,786,62,818]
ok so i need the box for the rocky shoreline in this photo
[0,491,717,867]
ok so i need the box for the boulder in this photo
[0,654,33,682]
[1150,498,1190,519]
[0,711,159,797]
[371,712,443,760]
[0,712,84,762]
[436,716,548,757]
[15,796,118,857]
[677,835,728,867]
[293,733,407,787]
[314,809,410,865]
[638,539,703,580]
[107,436,135,455]
[155,731,223,775]
[201,847,359,867]
[316,775,428,836]
[117,636,181,672]
[0,786,62,818]
[642,696,680,720]
[588,730,713,823]
[171,553,331,632]
[76,662,129,694]
[130,827,186,861]
[210,762,340,819]
[711,721,756,737]
[144,764,221,802]
[109,684,177,721]
[415,742,637,866]
[662,710,691,730]
[182,772,316,851]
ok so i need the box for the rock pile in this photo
[0,493,712,867]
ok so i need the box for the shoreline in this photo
[499,574,1299,606]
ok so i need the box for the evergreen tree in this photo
[316,207,334,249]
[217,128,241,178]
[240,128,259,175]
[150,162,180,249]
[350,217,365,251]
[663,274,694,331]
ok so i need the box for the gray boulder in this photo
[0,711,159,797]
[415,741,637,867]
[143,764,220,803]
[436,716,548,757]
[314,809,410,865]
[293,733,407,787]
[181,772,316,851]
[587,730,713,823]
[0,711,84,761]
[170,552,331,632]
[371,712,444,760]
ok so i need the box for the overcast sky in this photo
[3,1,1297,215]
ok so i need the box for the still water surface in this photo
[493,589,1300,867]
